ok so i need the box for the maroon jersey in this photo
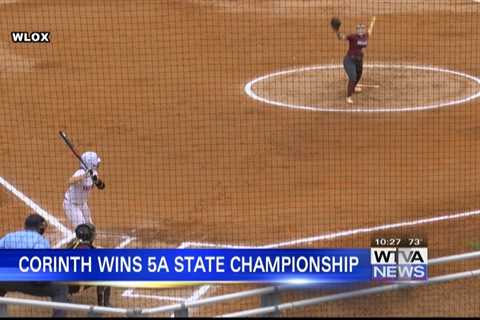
[346,34,368,58]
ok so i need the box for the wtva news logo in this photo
[371,247,428,281]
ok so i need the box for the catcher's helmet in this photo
[75,223,96,242]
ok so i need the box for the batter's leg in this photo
[63,200,87,227]
[81,203,93,224]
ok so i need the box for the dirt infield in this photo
[0,0,480,316]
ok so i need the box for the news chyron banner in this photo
[0,238,427,284]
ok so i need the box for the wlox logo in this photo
[11,32,50,43]
[371,247,428,281]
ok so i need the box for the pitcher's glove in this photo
[330,17,342,31]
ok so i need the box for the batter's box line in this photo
[0,175,139,249]
[0,175,187,303]
[96,232,137,242]
[0,175,156,305]
[121,240,207,303]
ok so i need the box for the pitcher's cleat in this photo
[346,97,354,104]
[355,86,362,93]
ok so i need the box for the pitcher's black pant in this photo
[343,55,363,97]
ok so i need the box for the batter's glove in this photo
[95,179,106,190]
[89,173,104,189]
[86,169,94,177]
[330,17,342,31]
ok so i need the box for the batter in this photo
[63,151,103,227]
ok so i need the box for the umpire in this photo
[0,214,69,317]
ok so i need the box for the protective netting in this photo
[0,0,479,317]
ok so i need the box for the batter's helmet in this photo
[80,151,101,170]
[75,223,96,242]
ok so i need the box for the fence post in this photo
[260,286,280,317]
[87,306,96,317]
[173,303,189,317]
[126,308,143,317]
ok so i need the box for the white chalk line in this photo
[0,175,140,305]
[0,175,182,303]
[0,176,74,241]
[122,228,222,303]
[182,209,480,249]
[180,208,480,304]
[116,236,136,249]
[3,175,479,304]
[244,64,480,112]
[3,0,476,311]
[121,290,186,302]
[0,176,137,249]
[121,236,196,302]
[122,232,224,303]
[0,1,19,6]
[0,175,137,246]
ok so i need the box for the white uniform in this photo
[63,152,101,227]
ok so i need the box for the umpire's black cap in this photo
[24,214,47,234]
